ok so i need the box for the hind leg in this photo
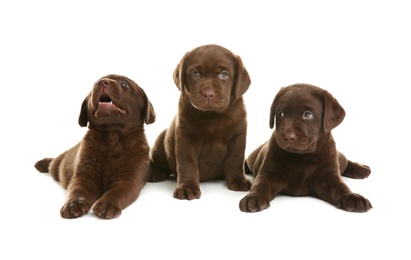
[147,160,172,182]
[338,151,371,179]
[342,160,371,179]
[147,130,172,182]
[245,143,267,178]
[35,153,66,182]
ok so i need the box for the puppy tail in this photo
[34,158,53,173]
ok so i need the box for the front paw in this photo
[239,194,270,212]
[338,193,372,212]
[93,201,121,219]
[174,185,201,200]
[227,177,252,191]
[60,198,91,218]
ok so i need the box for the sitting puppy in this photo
[34,74,156,219]
[148,44,252,200]
[239,83,372,213]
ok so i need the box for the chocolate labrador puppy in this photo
[34,74,156,219]
[240,83,372,212]
[148,44,252,200]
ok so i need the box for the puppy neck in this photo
[87,122,144,134]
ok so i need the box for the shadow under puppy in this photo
[240,83,372,213]
[148,44,252,200]
[35,74,156,219]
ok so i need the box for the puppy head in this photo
[269,84,345,153]
[78,74,156,129]
[173,44,251,112]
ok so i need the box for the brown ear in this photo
[142,90,156,125]
[322,90,345,133]
[269,101,276,129]
[233,55,251,100]
[269,87,285,129]
[173,51,190,97]
[78,97,89,127]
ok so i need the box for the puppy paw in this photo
[239,194,270,212]
[93,201,121,219]
[342,161,371,179]
[173,186,201,200]
[227,177,252,191]
[147,166,170,182]
[60,198,91,218]
[338,193,372,212]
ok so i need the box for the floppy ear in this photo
[173,51,190,97]
[322,90,345,133]
[269,102,276,129]
[78,97,89,127]
[142,91,156,125]
[232,55,251,100]
[269,87,286,129]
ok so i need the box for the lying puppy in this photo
[240,83,372,212]
[148,44,252,200]
[34,74,156,219]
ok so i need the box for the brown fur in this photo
[239,84,372,212]
[34,74,156,219]
[148,44,252,200]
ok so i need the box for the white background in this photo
[1,0,409,259]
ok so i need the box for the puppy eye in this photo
[303,111,314,119]
[191,70,200,77]
[218,71,229,80]
[121,81,129,88]
[277,111,284,117]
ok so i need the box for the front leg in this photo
[239,172,287,212]
[224,132,252,191]
[61,175,100,218]
[174,133,201,200]
[93,179,145,219]
[314,174,372,212]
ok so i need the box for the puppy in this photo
[239,83,372,212]
[34,74,156,219]
[148,44,252,200]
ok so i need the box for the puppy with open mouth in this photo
[35,74,156,219]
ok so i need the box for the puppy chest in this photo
[279,166,322,196]
[82,140,147,170]
[199,141,228,160]
[197,142,228,178]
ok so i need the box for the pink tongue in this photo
[98,102,126,113]
[98,102,113,108]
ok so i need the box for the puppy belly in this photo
[198,160,224,181]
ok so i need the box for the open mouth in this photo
[97,93,126,114]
